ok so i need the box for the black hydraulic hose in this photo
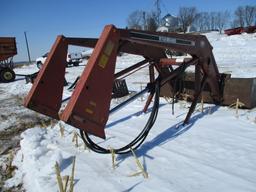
[68,76,80,90]
[80,77,161,154]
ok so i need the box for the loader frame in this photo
[24,25,221,142]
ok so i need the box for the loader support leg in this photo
[184,74,207,124]
[24,36,68,119]
[60,25,120,139]
[143,64,155,112]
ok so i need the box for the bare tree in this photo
[231,19,241,28]
[195,12,211,32]
[245,5,256,26]
[127,10,144,30]
[204,12,211,30]
[178,7,198,33]
[194,13,204,32]
[234,5,256,28]
[154,0,162,26]
[254,5,256,26]
[210,12,218,30]
[216,11,230,33]
[235,6,245,27]
[255,5,256,25]
[145,12,158,31]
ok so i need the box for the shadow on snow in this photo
[116,105,220,162]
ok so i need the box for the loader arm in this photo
[66,30,220,100]
[24,25,221,140]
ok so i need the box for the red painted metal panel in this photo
[24,35,68,119]
[224,27,246,36]
[0,37,17,61]
[60,25,120,139]
[159,58,179,66]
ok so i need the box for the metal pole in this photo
[24,31,31,63]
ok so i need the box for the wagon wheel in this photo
[0,67,16,83]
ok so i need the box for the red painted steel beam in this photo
[159,58,199,86]
[159,58,178,66]
[143,64,155,113]
[0,37,17,61]
[24,35,68,119]
[66,37,98,48]
[119,29,211,57]
[159,58,194,67]
[63,37,166,59]
[59,25,120,139]
[114,59,148,79]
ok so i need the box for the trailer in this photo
[224,26,256,36]
[0,37,17,82]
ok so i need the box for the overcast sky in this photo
[1,0,255,61]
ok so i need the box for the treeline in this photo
[127,11,160,31]
[127,5,256,33]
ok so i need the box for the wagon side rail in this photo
[0,37,17,64]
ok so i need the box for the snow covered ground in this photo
[2,32,256,192]
[206,32,256,77]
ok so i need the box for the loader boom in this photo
[24,25,221,141]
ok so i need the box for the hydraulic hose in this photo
[80,77,161,154]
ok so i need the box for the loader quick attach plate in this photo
[24,24,222,139]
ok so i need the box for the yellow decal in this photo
[98,40,115,69]
[98,54,109,68]
[104,41,114,56]
[85,108,93,114]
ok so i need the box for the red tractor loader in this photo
[24,25,229,154]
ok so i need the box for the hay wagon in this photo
[0,37,17,82]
